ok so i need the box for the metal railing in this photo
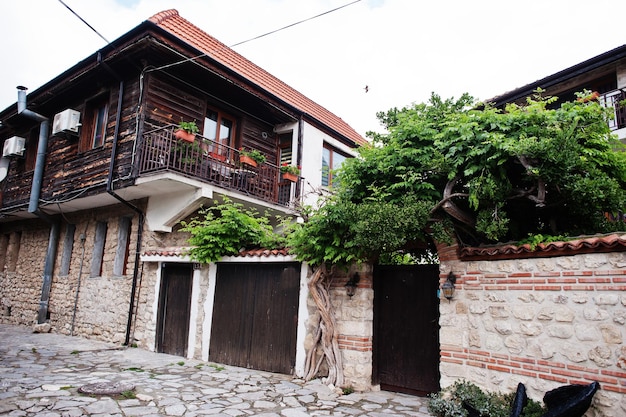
[138,125,300,205]
[599,89,626,131]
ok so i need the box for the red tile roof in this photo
[149,9,367,147]
[460,234,626,260]
[142,247,291,258]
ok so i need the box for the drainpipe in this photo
[296,115,304,197]
[17,86,60,324]
[99,56,145,346]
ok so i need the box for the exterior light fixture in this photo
[345,273,360,298]
[441,272,457,301]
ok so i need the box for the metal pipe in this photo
[16,86,60,324]
[101,69,145,346]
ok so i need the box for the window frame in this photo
[79,94,109,152]
[203,106,237,158]
[322,143,349,187]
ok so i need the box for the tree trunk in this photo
[303,264,345,387]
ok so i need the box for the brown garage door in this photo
[373,264,440,395]
[210,262,300,374]
[156,263,193,357]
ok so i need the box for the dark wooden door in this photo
[156,263,193,356]
[210,263,300,374]
[373,264,440,395]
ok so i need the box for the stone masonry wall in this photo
[0,203,141,345]
[303,264,374,391]
[438,243,626,417]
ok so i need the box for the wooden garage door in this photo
[373,264,440,395]
[210,262,300,374]
[156,263,193,356]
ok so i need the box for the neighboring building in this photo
[489,43,626,143]
[437,45,626,416]
[0,9,365,381]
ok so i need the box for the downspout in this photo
[296,115,304,197]
[99,55,145,346]
[17,86,60,324]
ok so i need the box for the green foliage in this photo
[178,119,199,134]
[517,233,567,250]
[180,197,285,263]
[286,192,440,266]
[356,91,626,245]
[239,147,267,164]
[428,380,546,417]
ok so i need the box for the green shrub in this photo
[428,380,546,417]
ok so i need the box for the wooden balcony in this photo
[137,125,299,206]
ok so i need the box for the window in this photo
[79,95,109,152]
[203,108,235,159]
[322,144,348,187]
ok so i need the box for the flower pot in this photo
[240,154,258,167]
[175,129,195,143]
[209,152,227,162]
[282,172,298,182]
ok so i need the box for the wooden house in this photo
[0,9,365,379]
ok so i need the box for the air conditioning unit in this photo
[2,136,26,157]
[52,109,81,135]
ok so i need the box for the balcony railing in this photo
[599,89,626,131]
[137,125,300,206]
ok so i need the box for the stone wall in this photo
[0,203,141,345]
[311,264,374,391]
[438,243,626,417]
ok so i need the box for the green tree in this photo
[290,91,626,260]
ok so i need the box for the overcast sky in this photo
[1,0,625,136]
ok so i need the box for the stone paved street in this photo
[0,324,434,416]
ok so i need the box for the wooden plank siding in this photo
[1,63,280,211]
[144,75,278,164]
[1,78,140,209]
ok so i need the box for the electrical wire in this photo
[57,0,110,44]
[144,0,362,73]
[229,0,362,47]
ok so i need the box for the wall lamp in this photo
[441,272,457,301]
[345,273,360,298]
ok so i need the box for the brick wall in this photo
[439,242,626,416]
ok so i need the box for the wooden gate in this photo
[210,262,300,374]
[373,264,440,395]
[156,263,193,356]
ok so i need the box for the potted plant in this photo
[175,120,199,143]
[239,147,266,167]
[280,163,300,182]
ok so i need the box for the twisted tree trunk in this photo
[303,264,344,387]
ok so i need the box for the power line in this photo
[229,0,362,47]
[147,0,363,73]
[57,0,109,44]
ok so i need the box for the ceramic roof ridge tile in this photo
[148,9,366,147]
[460,233,626,260]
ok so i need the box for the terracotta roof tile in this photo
[149,9,366,147]
[142,247,291,259]
[460,234,626,260]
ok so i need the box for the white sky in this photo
[1,0,625,136]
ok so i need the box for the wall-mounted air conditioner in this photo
[2,136,26,157]
[52,109,81,135]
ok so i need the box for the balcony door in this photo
[203,109,235,160]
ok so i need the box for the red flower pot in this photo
[174,129,195,143]
[282,172,298,182]
[240,155,258,167]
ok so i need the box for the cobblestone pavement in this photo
[0,324,434,416]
